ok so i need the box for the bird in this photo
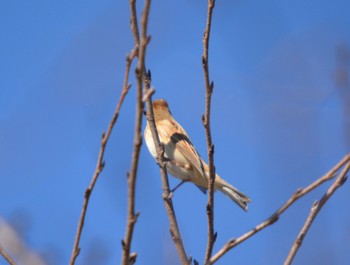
[144,99,251,211]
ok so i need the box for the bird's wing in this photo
[157,119,206,179]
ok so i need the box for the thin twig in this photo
[143,72,191,264]
[202,0,216,264]
[284,161,350,265]
[69,48,137,265]
[209,153,350,264]
[129,0,140,47]
[0,245,16,265]
[120,10,151,265]
[145,86,191,265]
[121,0,151,264]
[128,0,191,264]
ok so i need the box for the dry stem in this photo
[284,161,350,265]
[69,48,137,265]
[128,0,190,263]
[209,153,350,264]
[120,0,152,262]
[202,0,217,264]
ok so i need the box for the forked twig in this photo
[202,0,217,264]
[284,161,350,265]
[210,154,350,264]
[69,48,137,265]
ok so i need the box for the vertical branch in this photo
[202,0,216,264]
[129,0,140,46]
[121,71,143,265]
[120,1,152,263]
[69,48,137,265]
[0,245,16,265]
[284,162,350,265]
[144,87,191,265]
[128,0,190,263]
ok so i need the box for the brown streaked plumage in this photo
[144,99,250,211]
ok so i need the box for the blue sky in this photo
[1,1,350,264]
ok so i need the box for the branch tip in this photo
[202,55,207,66]
[340,174,348,185]
[142,87,155,102]
[269,213,279,224]
[84,188,91,198]
[129,252,137,264]
[210,81,214,93]
[312,201,319,209]
[169,228,175,238]
[206,203,212,213]
[147,69,152,80]
[213,232,218,242]
[135,67,141,77]
[295,188,303,194]
[229,238,236,244]
[210,144,214,155]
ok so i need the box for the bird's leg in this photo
[171,180,188,193]
[168,180,189,199]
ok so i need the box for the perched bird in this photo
[144,99,251,211]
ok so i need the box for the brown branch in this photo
[284,161,350,265]
[0,245,16,265]
[69,48,137,265]
[209,153,350,264]
[145,91,191,265]
[202,0,216,264]
[121,0,152,264]
[120,81,143,265]
[129,0,140,47]
[128,0,191,263]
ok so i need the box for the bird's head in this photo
[152,99,172,121]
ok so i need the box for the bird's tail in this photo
[215,176,251,211]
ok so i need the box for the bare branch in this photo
[142,86,155,102]
[284,161,350,265]
[145,91,191,265]
[129,0,140,47]
[128,0,191,263]
[69,48,137,265]
[210,153,350,264]
[202,0,216,264]
[0,245,16,265]
[120,1,152,262]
